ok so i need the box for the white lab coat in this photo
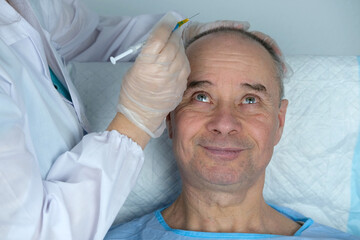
[0,0,163,239]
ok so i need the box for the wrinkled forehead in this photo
[185,32,282,100]
[186,31,273,62]
[186,32,277,76]
[186,32,282,97]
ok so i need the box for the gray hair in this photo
[185,27,285,101]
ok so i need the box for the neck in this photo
[162,175,300,235]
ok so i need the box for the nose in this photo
[206,105,241,135]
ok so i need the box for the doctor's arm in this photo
[0,12,188,240]
[107,113,150,149]
[0,74,144,240]
[30,0,171,62]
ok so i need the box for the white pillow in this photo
[264,56,360,235]
[69,56,360,235]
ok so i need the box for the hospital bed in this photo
[68,55,360,236]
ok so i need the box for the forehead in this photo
[185,32,278,92]
[186,31,274,64]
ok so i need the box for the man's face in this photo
[167,33,288,191]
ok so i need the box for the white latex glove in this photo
[117,12,190,138]
[182,20,250,46]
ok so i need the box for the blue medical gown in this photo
[105,205,359,240]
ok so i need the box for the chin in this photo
[200,166,254,187]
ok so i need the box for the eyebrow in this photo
[186,80,269,97]
[187,80,212,89]
[241,83,268,94]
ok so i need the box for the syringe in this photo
[110,42,144,64]
[110,13,199,65]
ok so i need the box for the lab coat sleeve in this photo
[0,79,144,239]
[29,0,166,62]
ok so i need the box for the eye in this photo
[242,96,258,104]
[194,92,210,103]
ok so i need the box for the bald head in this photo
[185,27,285,101]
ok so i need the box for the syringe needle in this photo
[188,13,200,20]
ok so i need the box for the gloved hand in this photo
[182,20,250,46]
[117,12,190,138]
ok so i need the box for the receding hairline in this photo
[185,27,285,101]
[187,27,254,48]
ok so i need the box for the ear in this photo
[274,99,288,145]
[166,113,173,139]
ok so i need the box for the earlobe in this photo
[275,99,288,145]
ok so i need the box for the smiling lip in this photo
[201,146,244,161]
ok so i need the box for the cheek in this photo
[245,113,279,153]
[172,110,206,160]
[173,101,211,133]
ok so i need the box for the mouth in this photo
[201,146,244,161]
